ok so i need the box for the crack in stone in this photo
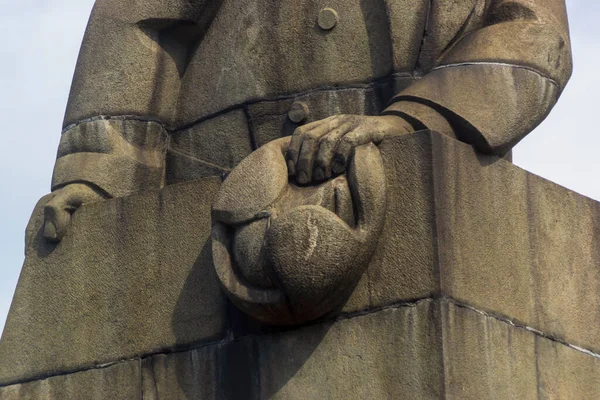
[444,297,600,360]
[3,296,599,389]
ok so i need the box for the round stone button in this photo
[318,8,338,31]
[288,101,310,124]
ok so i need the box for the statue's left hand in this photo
[43,183,106,242]
[285,114,413,185]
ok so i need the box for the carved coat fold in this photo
[52,0,572,197]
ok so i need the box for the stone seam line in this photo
[2,296,599,388]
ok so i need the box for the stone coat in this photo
[52,0,572,198]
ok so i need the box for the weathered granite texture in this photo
[1,177,226,385]
[2,131,599,397]
[51,0,572,204]
[2,300,599,399]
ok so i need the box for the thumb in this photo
[347,143,387,241]
[43,184,105,242]
[43,198,73,242]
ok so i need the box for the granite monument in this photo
[4,1,598,399]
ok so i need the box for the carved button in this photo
[318,8,338,31]
[288,101,310,124]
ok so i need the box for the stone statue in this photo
[10,2,600,394]
[42,0,572,242]
[38,0,572,324]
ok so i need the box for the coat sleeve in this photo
[383,0,573,156]
[52,0,214,197]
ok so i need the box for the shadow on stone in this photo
[172,240,225,350]
[32,225,59,259]
[171,238,332,399]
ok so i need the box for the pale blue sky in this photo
[1,0,598,334]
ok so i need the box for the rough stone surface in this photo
[64,4,181,127]
[142,349,217,399]
[537,337,600,399]
[176,0,404,125]
[56,0,571,201]
[432,132,600,354]
[0,360,140,400]
[257,301,442,400]
[3,298,600,398]
[6,131,600,392]
[340,132,600,357]
[142,339,260,400]
[246,84,398,150]
[0,177,226,386]
[344,132,438,313]
[6,0,583,396]
[168,109,253,173]
[212,138,387,325]
[441,302,538,399]
[53,118,169,197]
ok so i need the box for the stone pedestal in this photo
[2,131,599,399]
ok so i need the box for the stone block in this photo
[344,132,438,312]
[142,337,260,400]
[537,337,600,399]
[0,178,227,386]
[4,297,598,398]
[441,302,538,399]
[526,180,600,352]
[434,133,537,325]
[0,360,140,400]
[432,132,600,353]
[142,347,218,400]
[258,300,443,400]
[343,131,600,356]
[440,300,600,400]
[5,131,600,394]
[135,300,444,399]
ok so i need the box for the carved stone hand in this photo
[43,183,105,242]
[285,114,413,185]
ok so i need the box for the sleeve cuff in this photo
[52,118,168,197]
[382,100,456,141]
[52,152,164,198]
[389,63,558,155]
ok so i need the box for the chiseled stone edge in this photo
[448,299,600,362]
[2,295,598,390]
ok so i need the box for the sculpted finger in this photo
[313,122,354,182]
[296,137,319,185]
[286,133,303,176]
[43,196,74,242]
[294,117,346,184]
[296,122,340,184]
[332,128,383,175]
[43,184,105,242]
[286,116,335,175]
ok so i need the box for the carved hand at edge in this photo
[285,114,413,185]
[43,183,106,242]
